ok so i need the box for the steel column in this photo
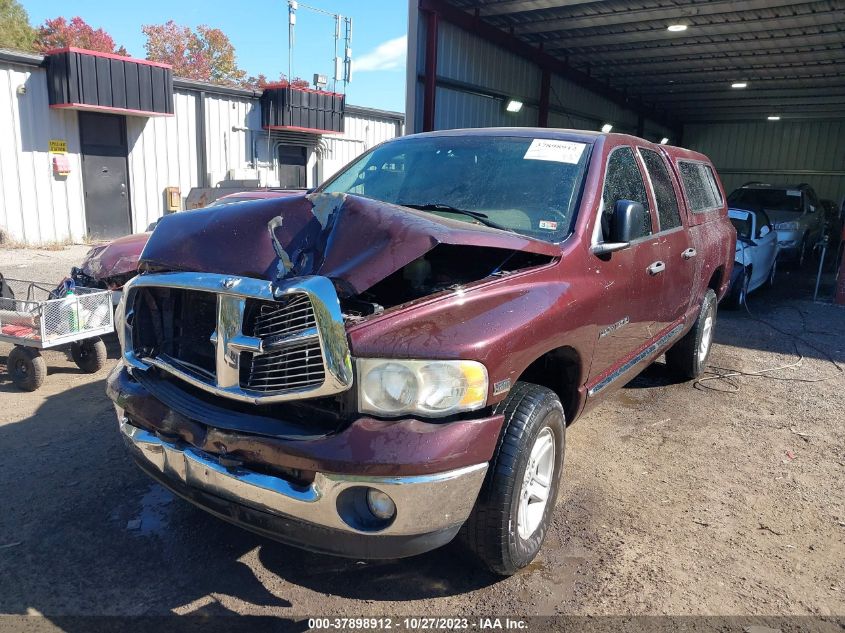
[423,10,439,132]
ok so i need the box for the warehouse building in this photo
[406,0,845,201]
[0,47,403,244]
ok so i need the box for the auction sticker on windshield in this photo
[523,139,586,164]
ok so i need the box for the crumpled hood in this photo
[81,231,151,280]
[140,193,560,295]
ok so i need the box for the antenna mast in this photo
[287,1,352,94]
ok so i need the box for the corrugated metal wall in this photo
[126,91,199,233]
[413,17,673,141]
[203,94,261,186]
[684,120,845,201]
[0,63,85,243]
[0,58,403,244]
[321,112,403,181]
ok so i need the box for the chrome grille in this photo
[122,273,353,404]
[252,295,315,337]
[242,296,326,393]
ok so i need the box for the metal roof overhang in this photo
[426,0,845,124]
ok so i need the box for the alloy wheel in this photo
[517,427,555,540]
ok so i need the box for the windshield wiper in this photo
[398,202,510,231]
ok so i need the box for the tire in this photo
[665,288,717,380]
[459,382,565,576]
[70,337,107,373]
[725,267,749,310]
[765,258,777,289]
[7,346,47,391]
[796,235,808,268]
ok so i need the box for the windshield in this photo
[320,135,591,242]
[207,196,260,207]
[728,188,802,213]
[729,213,752,240]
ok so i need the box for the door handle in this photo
[681,247,697,260]
[647,261,666,275]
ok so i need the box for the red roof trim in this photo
[263,124,344,135]
[50,102,173,117]
[262,82,344,98]
[45,47,172,70]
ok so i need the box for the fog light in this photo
[366,489,396,520]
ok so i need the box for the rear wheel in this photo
[666,289,717,380]
[70,337,107,373]
[8,346,46,391]
[459,382,565,576]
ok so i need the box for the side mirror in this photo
[591,200,646,256]
[759,224,770,237]
[611,200,646,243]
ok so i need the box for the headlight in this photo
[357,359,488,417]
[775,221,800,231]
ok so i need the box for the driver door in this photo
[586,146,664,391]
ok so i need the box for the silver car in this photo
[727,183,825,267]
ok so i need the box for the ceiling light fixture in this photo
[505,99,523,113]
[731,82,748,89]
[601,123,613,133]
[667,24,688,32]
[767,115,781,121]
[660,137,669,145]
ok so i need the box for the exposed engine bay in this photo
[339,244,554,319]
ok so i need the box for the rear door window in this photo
[678,161,723,213]
[601,146,652,240]
[640,148,682,231]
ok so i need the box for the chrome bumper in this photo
[119,418,487,537]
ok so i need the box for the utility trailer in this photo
[0,277,113,391]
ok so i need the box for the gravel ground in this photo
[0,245,843,621]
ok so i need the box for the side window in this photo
[601,146,652,241]
[679,161,722,213]
[640,148,682,231]
[702,165,724,207]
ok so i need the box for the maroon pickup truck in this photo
[107,128,734,575]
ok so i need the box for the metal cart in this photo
[0,278,114,391]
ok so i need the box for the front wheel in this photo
[8,346,47,391]
[459,382,565,576]
[796,236,808,268]
[666,289,717,380]
[766,258,778,289]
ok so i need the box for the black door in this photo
[79,112,131,238]
[278,145,307,188]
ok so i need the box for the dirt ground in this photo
[0,245,843,621]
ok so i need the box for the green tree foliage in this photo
[0,0,36,51]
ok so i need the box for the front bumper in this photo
[109,366,500,558]
[775,229,802,256]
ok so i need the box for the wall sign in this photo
[49,139,67,154]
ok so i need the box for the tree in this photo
[143,21,245,86]
[0,0,35,51]
[35,16,128,54]
[242,73,313,90]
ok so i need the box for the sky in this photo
[21,0,409,113]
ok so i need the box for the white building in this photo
[0,47,403,244]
